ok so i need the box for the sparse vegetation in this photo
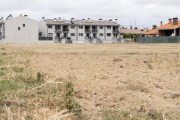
[102,109,180,120]
[0,43,180,119]
[127,52,139,55]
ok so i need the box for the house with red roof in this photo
[145,29,158,37]
[156,18,180,36]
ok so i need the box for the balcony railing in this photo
[92,29,98,32]
[55,29,62,32]
[39,37,53,40]
[85,29,91,32]
[113,29,120,33]
[63,29,69,32]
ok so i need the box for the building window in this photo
[107,26,111,29]
[99,26,103,29]
[18,27,20,30]
[99,33,103,36]
[71,26,75,29]
[48,25,52,29]
[79,33,83,36]
[23,24,25,27]
[71,33,75,36]
[79,26,83,29]
[107,33,111,36]
[48,33,53,37]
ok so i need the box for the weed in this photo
[102,109,177,120]
[113,58,122,62]
[119,65,123,68]
[0,80,23,98]
[0,56,3,63]
[127,52,139,55]
[12,67,24,73]
[144,61,152,69]
[64,82,82,118]
[36,72,45,84]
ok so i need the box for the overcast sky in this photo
[0,0,180,29]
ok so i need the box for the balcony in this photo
[63,29,69,32]
[55,29,62,33]
[113,29,120,33]
[92,29,98,33]
[85,29,91,32]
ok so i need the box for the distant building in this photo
[145,29,158,37]
[0,17,5,41]
[121,28,147,37]
[38,17,120,43]
[4,14,39,43]
[157,18,180,36]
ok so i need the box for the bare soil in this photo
[1,43,180,119]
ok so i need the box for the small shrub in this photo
[119,65,123,68]
[127,52,139,55]
[13,67,24,73]
[37,72,45,84]
[0,57,3,63]
[113,58,122,62]
[64,82,82,118]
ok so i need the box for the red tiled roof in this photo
[145,29,158,34]
[121,29,147,34]
[157,21,180,30]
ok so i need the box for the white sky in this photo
[0,0,180,29]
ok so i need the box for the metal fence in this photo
[138,36,180,43]
[39,37,53,40]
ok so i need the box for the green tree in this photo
[130,25,133,29]
[152,25,157,29]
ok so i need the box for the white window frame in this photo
[79,26,83,29]
[79,33,83,36]
[99,26,103,29]
[107,33,111,37]
[48,33,53,37]
[107,26,111,29]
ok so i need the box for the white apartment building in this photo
[3,14,39,43]
[38,17,120,43]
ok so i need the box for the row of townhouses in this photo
[0,14,120,43]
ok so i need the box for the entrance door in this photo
[57,33,60,38]
[93,33,96,38]
[86,33,89,38]
[64,33,67,38]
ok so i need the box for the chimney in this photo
[42,17,45,19]
[135,27,138,29]
[71,18,75,21]
[1,17,3,20]
[160,21,163,26]
[99,19,103,22]
[54,18,57,21]
[173,17,178,25]
[88,18,90,22]
[58,17,61,22]
[8,14,12,19]
[169,18,172,24]
[20,14,22,16]
[82,19,85,22]
[109,19,112,22]
[115,19,117,23]
[24,15,28,17]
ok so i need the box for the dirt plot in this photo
[1,43,180,119]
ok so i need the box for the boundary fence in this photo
[138,36,180,43]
